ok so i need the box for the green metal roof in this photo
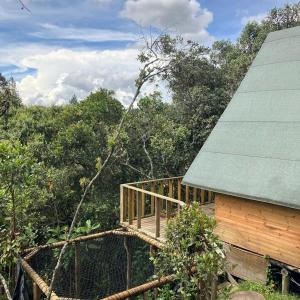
[182,26,300,210]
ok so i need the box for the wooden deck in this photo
[121,202,215,242]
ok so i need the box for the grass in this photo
[236,281,300,300]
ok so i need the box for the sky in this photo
[0,0,298,106]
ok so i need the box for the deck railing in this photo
[120,176,214,238]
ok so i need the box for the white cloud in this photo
[31,23,138,42]
[14,47,143,106]
[241,13,267,25]
[120,0,214,43]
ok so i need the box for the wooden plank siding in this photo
[215,194,300,268]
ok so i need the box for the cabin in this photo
[120,26,300,283]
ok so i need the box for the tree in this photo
[0,74,21,130]
[69,94,78,104]
[0,140,49,286]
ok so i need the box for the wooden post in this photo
[177,179,182,201]
[166,180,173,219]
[131,189,135,220]
[193,187,197,202]
[208,191,212,203]
[185,185,190,205]
[281,269,289,294]
[74,242,81,298]
[143,291,148,300]
[141,184,145,218]
[33,282,41,300]
[137,191,142,229]
[151,183,155,215]
[120,185,125,223]
[201,190,205,205]
[128,189,133,225]
[155,197,160,238]
[124,237,132,291]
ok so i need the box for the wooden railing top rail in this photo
[121,184,185,207]
[125,176,184,186]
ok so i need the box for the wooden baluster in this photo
[131,188,135,220]
[201,189,205,205]
[155,197,160,238]
[137,191,142,229]
[120,185,124,223]
[128,188,133,225]
[160,181,164,212]
[185,185,190,205]
[166,180,173,220]
[177,178,182,201]
[141,184,145,218]
[193,187,197,202]
[151,183,155,215]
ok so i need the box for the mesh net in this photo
[27,234,154,299]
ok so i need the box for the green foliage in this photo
[236,281,300,300]
[152,203,226,299]
[0,3,299,295]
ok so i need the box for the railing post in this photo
[151,183,155,215]
[120,185,124,223]
[131,189,135,221]
[177,178,182,201]
[137,191,142,229]
[141,184,145,218]
[128,188,133,225]
[167,180,173,219]
[155,197,160,238]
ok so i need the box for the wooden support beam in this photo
[193,187,197,202]
[185,185,190,204]
[281,269,290,294]
[201,190,205,205]
[155,197,160,238]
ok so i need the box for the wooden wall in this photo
[214,194,300,268]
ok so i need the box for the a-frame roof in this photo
[182,26,300,210]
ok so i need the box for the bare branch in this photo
[0,274,12,300]
[142,136,154,178]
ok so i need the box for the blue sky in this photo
[0,0,298,105]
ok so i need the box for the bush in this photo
[152,202,226,299]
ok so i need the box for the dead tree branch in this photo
[46,34,171,300]
[0,274,12,300]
